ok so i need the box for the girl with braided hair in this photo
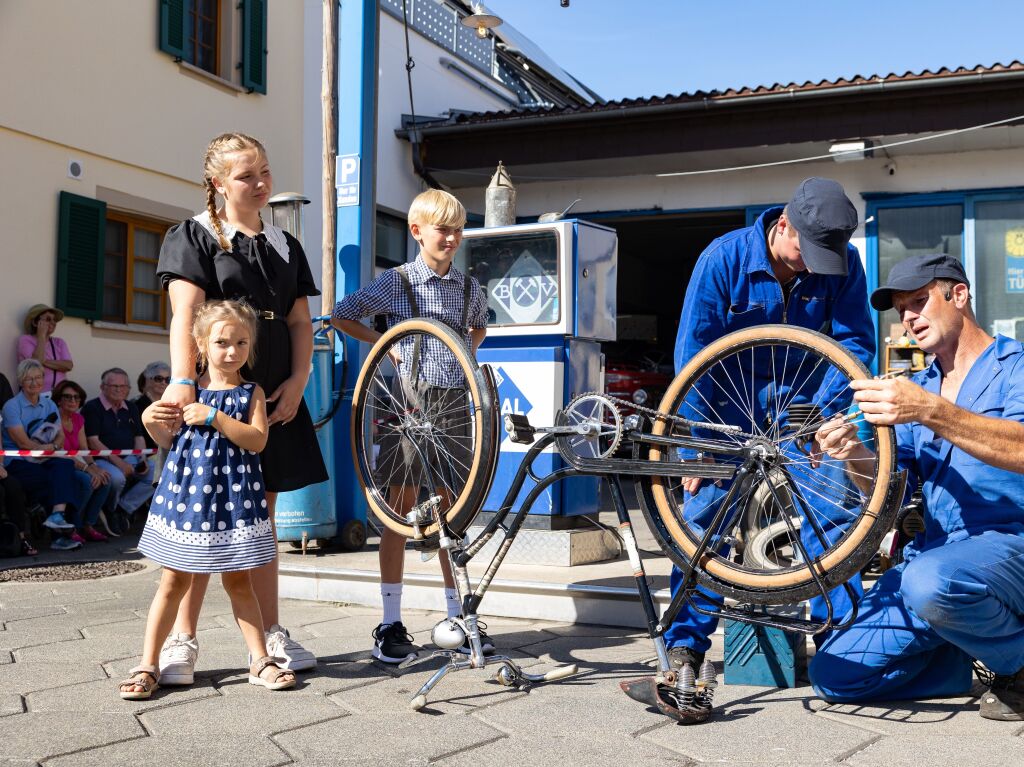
[153,133,327,684]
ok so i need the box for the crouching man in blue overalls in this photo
[813,253,1024,721]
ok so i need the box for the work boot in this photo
[667,645,705,672]
[980,667,1024,721]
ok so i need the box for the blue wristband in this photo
[169,377,195,386]
[204,408,217,426]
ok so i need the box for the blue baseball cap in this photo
[870,253,969,311]
[785,177,859,276]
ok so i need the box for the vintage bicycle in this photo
[350,319,906,722]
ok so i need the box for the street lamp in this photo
[462,2,502,39]
[267,192,311,244]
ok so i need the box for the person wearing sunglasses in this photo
[17,304,74,395]
[53,379,112,542]
[134,362,171,452]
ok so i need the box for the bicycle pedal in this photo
[503,413,536,444]
[619,676,712,725]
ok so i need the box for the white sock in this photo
[444,587,461,619]
[381,582,403,626]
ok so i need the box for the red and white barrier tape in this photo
[1,449,157,458]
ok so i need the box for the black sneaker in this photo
[457,621,495,655]
[980,667,1024,721]
[667,645,705,672]
[371,622,423,664]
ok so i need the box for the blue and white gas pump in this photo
[456,219,617,560]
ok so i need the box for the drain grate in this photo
[0,560,146,582]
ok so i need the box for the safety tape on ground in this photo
[0,449,157,457]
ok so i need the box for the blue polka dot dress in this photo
[137,384,276,573]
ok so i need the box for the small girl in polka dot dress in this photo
[120,300,294,699]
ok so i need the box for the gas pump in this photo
[455,219,618,565]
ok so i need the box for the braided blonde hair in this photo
[203,133,268,251]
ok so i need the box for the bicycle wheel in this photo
[641,324,900,604]
[351,319,498,539]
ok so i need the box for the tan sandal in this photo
[248,656,296,691]
[119,665,159,700]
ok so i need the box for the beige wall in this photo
[0,0,307,396]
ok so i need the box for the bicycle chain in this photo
[571,391,759,440]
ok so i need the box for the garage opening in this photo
[595,209,745,404]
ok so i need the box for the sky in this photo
[483,0,1024,102]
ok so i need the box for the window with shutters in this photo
[188,0,219,75]
[159,0,267,93]
[103,212,171,327]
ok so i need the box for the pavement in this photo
[3,539,1024,767]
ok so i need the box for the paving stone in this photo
[0,661,107,695]
[140,690,346,736]
[277,598,355,624]
[79,617,146,640]
[0,604,65,623]
[642,684,876,763]
[0,695,23,717]
[62,600,148,624]
[45,735,289,767]
[846,735,1024,767]
[0,711,143,761]
[273,709,504,764]
[815,695,1021,735]
[27,673,219,714]
[13,634,141,664]
[0,616,84,650]
[0,590,117,609]
[0,651,12,665]
[437,730,691,767]
[450,675,691,767]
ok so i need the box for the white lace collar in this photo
[192,211,291,263]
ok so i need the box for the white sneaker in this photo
[158,632,199,685]
[264,624,316,671]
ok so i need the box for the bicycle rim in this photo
[351,319,496,539]
[645,324,897,602]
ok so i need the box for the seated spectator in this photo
[1,372,13,407]
[17,304,73,395]
[0,446,39,557]
[133,362,170,452]
[1,359,81,551]
[54,380,112,542]
[82,368,153,520]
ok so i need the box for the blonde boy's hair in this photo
[407,189,466,228]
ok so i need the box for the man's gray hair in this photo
[101,367,129,384]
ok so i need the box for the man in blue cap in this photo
[665,177,875,672]
[812,252,1024,721]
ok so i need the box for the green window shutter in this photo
[241,0,268,94]
[56,192,106,321]
[159,0,187,59]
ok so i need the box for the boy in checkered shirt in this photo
[332,189,491,663]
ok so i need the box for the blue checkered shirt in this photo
[333,255,488,387]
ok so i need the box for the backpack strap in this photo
[395,265,423,381]
[462,272,472,331]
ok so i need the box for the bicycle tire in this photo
[351,319,498,539]
[641,324,900,604]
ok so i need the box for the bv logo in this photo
[494,367,533,442]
